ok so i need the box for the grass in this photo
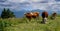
[0,16,60,31]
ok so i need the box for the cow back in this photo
[42,11,48,18]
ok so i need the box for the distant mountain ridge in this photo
[14,9,60,18]
[0,9,60,18]
[14,9,43,18]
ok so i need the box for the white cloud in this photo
[0,0,60,12]
[8,0,27,3]
[30,0,45,2]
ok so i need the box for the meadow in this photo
[0,16,60,31]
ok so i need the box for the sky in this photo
[0,0,60,12]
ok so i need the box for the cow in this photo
[24,12,39,22]
[41,11,48,24]
[50,12,57,20]
[24,12,32,21]
[32,12,39,19]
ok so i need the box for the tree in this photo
[7,9,15,18]
[1,8,15,18]
[1,8,7,18]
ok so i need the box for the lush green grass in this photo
[0,16,60,31]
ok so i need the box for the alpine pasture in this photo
[0,15,60,31]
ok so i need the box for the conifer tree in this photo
[1,8,15,18]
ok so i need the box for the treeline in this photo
[0,8,15,19]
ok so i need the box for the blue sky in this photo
[0,0,60,12]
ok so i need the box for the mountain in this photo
[13,9,53,18]
[0,9,60,18]
[14,9,60,18]
[13,9,44,18]
[14,10,26,18]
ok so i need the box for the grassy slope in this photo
[0,16,60,31]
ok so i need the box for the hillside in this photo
[0,16,60,31]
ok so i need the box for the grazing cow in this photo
[51,12,57,20]
[32,12,39,19]
[24,12,32,21]
[41,11,48,24]
[24,12,39,22]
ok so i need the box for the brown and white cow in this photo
[51,12,57,20]
[41,11,48,24]
[24,12,39,22]
[32,12,39,19]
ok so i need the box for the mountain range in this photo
[14,9,60,18]
[0,9,60,18]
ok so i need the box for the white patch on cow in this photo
[44,17,47,21]
[30,12,33,15]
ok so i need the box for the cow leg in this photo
[53,16,56,19]
[41,18,44,24]
[29,18,31,21]
[25,17,28,23]
[35,16,39,21]
[41,17,47,24]
[42,18,45,24]
[51,16,55,20]
[27,18,31,23]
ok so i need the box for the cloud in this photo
[8,0,27,3]
[55,0,60,2]
[0,0,60,12]
[51,4,60,12]
[0,0,7,2]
